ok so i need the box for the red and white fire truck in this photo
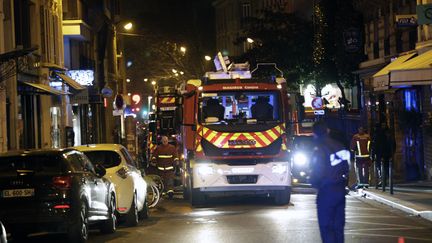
[180,63,292,206]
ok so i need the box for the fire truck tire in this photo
[274,187,291,205]
[190,189,206,206]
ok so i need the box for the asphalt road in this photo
[15,191,432,243]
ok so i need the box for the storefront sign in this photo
[70,89,89,104]
[396,15,418,27]
[66,70,94,86]
[417,4,432,25]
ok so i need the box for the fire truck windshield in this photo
[199,91,281,124]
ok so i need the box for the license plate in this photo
[2,188,35,198]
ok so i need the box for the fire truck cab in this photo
[181,63,292,206]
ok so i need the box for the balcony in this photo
[63,20,91,41]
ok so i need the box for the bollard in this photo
[389,158,394,195]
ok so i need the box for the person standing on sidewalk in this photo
[151,136,179,199]
[372,123,395,187]
[310,121,350,243]
[350,126,372,188]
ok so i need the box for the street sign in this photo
[417,4,432,25]
[311,97,324,110]
[314,110,325,115]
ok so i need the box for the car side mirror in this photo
[94,164,106,177]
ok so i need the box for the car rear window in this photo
[83,151,121,168]
[0,155,65,176]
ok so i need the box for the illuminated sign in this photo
[132,94,141,105]
[302,83,344,109]
[66,70,94,86]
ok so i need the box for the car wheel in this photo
[125,194,139,227]
[138,199,150,220]
[68,202,89,243]
[100,195,117,234]
[274,188,291,205]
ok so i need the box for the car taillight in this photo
[54,204,70,209]
[116,167,128,179]
[52,176,72,189]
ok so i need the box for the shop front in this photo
[371,49,432,181]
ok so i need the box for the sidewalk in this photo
[355,181,432,222]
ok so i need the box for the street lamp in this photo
[204,55,212,61]
[151,80,156,86]
[172,69,178,74]
[126,78,131,83]
[246,38,254,44]
[123,22,133,31]
[179,71,184,75]
[180,46,186,54]
[144,78,148,82]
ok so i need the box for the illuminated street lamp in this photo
[179,71,184,75]
[204,55,211,61]
[180,46,186,54]
[246,38,254,43]
[172,69,178,74]
[123,22,133,31]
[126,78,131,83]
[151,80,156,86]
[175,73,179,77]
[144,78,148,82]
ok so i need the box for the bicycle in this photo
[144,174,164,208]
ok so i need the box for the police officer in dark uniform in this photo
[310,121,350,243]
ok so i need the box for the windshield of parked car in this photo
[83,151,121,168]
[199,91,281,124]
[0,155,65,176]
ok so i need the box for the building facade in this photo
[213,0,310,57]
[0,0,126,152]
[356,0,432,181]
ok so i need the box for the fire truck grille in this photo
[226,175,258,184]
[201,138,282,157]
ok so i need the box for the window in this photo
[242,3,251,18]
[83,151,121,168]
[199,91,281,124]
[0,155,64,176]
[121,149,136,168]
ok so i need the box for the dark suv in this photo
[0,149,117,242]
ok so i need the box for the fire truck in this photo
[180,63,292,206]
[147,79,183,165]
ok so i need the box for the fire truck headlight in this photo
[293,153,307,166]
[197,165,214,175]
[272,164,287,174]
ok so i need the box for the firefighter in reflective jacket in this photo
[151,136,178,198]
[350,126,371,188]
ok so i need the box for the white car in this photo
[74,144,148,226]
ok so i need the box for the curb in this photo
[358,190,432,222]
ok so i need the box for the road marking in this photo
[345,220,426,228]
[346,232,432,241]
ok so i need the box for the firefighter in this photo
[310,121,350,243]
[151,135,179,199]
[350,126,371,189]
[251,96,273,120]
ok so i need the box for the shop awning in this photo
[389,49,432,87]
[56,73,85,90]
[19,81,69,95]
[372,53,416,91]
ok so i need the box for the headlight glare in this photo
[293,153,307,166]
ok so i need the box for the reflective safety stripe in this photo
[157,166,174,171]
[356,141,362,156]
[355,155,370,158]
[158,155,173,158]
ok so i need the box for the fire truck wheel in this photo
[274,188,291,205]
[190,189,206,207]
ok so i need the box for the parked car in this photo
[0,149,117,243]
[74,144,149,226]
[290,135,315,184]
[0,221,7,243]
